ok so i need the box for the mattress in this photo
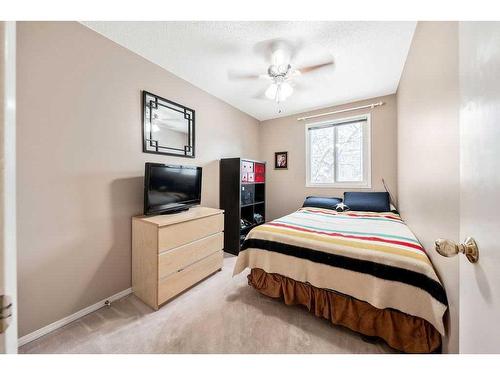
[233,207,448,336]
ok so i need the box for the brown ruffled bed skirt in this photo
[248,268,441,354]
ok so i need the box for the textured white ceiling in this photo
[83,21,416,121]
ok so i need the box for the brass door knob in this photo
[435,237,479,263]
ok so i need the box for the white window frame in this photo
[305,113,372,188]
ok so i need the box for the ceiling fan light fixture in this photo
[279,82,293,101]
[265,83,278,100]
[265,81,294,103]
[145,123,161,133]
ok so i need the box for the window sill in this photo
[306,182,372,189]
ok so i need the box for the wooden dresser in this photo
[132,206,224,310]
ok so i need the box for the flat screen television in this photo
[144,163,202,215]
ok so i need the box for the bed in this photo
[233,206,448,353]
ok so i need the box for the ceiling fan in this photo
[228,39,334,106]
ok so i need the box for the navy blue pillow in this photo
[343,192,390,212]
[302,196,342,210]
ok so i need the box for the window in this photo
[306,115,371,188]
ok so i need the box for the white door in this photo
[459,22,500,353]
[0,21,17,354]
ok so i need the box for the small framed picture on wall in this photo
[274,151,288,169]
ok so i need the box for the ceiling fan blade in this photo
[227,70,269,81]
[297,60,334,74]
[252,86,270,101]
[291,81,309,92]
[253,38,301,65]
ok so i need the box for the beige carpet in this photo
[20,254,396,354]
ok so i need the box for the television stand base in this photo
[160,206,190,215]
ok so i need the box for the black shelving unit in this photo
[219,158,266,255]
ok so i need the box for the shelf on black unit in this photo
[240,201,265,208]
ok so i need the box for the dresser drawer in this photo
[158,250,223,305]
[158,214,223,252]
[158,232,223,279]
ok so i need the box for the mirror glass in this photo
[143,91,195,157]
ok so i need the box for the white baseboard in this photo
[18,287,133,347]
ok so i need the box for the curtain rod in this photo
[297,101,385,121]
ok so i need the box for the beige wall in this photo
[17,22,260,337]
[259,95,398,221]
[396,21,459,353]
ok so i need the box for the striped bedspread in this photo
[233,207,448,335]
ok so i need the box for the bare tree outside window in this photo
[308,118,368,186]
[336,123,363,182]
[310,126,334,183]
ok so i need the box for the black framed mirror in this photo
[142,91,195,158]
